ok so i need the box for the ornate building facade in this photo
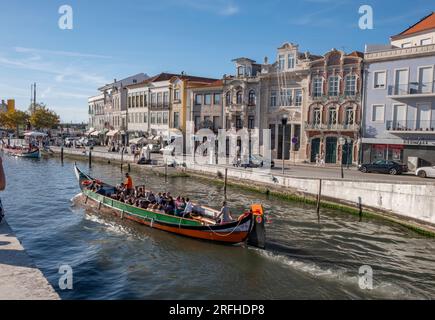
[260,43,319,162]
[305,49,363,165]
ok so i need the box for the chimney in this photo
[264,56,268,64]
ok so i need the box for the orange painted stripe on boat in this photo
[125,213,249,244]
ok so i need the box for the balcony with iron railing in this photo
[386,120,435,133]
[311,92,360,102]
[305,122,360,131]
[149,102,170,110]
[388,82,435,97]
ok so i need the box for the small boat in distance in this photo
[3,146,40,159]
[74,164,266,248]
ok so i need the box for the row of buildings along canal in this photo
[87,13,435,170]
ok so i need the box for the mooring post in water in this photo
[88,149,92,168]
[224,168,228,201]
[316,179,322,220]
[358,196,363,222]
[165,162,168,184]
[60,146,64,163]
[121,148,124,172]
[128,163,131,172]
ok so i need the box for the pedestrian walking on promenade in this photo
[320,152,325,167]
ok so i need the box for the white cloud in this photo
[0,54,110,86]
[14,47,112,59]
[174,0,239,16]
[220,4,239,16]
[0,47,111,122]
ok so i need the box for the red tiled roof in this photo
[347,51,364,58]
[392,12,435,39]
[188,79,223,89]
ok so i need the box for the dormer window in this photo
[246,66,252,77]
[288,53,295,69]
[174,89,180,101]
[278,55,285,71]
[237,66,246,77]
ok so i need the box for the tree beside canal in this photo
[29,104,60,130]
[0,109,30,136]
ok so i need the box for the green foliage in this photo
[29,105,60,129]
[0,109,29,135]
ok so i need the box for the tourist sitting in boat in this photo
[215,201,234,224]
[175,197,186,216]
[164,197,176,215]
[147,191,156,204]
[136,186,145,198]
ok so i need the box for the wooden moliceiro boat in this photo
[3,147,40,159]
[74,165,266,248]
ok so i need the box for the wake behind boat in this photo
[74,164,266,248]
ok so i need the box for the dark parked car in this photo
[358,160,408,175]
[236,154,275,169]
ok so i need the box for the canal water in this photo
[2,155,435,299]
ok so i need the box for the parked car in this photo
[146,144,161,153]
[64,137,80,147]
[78,138,97,147]
[236,154,275,168]
[415,166,435,178]
[358,160,408,175]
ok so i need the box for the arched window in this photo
[225,92,231,105]
[328,106,338,126]
[313,107,321,126]
[236,91,243,104]
[345,106,355,126]
[248,90,256,105]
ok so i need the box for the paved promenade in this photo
[54,146,433,184]
[0,220,59,300]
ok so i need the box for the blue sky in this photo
[0,0,433,122]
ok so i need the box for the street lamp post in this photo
[338,136,346,179]
[281,115,288,175]
[123,86,129,146]
[346,138,351,169]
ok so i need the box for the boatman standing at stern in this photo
[124,173,134,195]
[216,201,233,224]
